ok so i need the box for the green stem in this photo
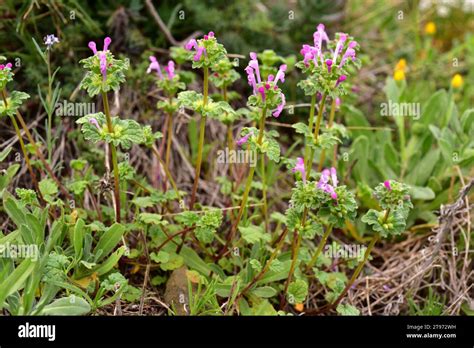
[218,107,267,259]
[307,223,333,271]
[2,89,71,200]
[46,50,53,163]
[304,93,317,170]
[332,234,379,308]
[165,107,173,169]
[261,153,268,231]
[152,145,181,204]
[281,208,306,308]
[318,97,337,171]
[307,93,327,172]
[9,115,39,192]
[102,91,121,223]
[189,67,209,209]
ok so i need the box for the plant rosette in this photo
[76,112,144,150]
[361,180,413,238]
[0,60,14,90]
[236,127,281,163]
[0,91,30,118]
[177,90,234,120]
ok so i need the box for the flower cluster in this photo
[245,52,286,117]
[79,37,129,97]
[297,24,360,97]
[0,61,14,90]
[147,56,176,80]
[292,157,306,183]
[184,32,227,69]
[317,167,339,200]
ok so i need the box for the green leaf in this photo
[180,246,212,275]
[39,296,91,316]
[0,258,36,309]
[409,186,435,200]
[139,213,165,225]
[39,178,58,197]
[150,251,170,264]
[250,286,277,298]
[239,224,271,245]
[336,303,360,316]
[93,223,125,262]
[287,279,308,304]
[73,219,85,260]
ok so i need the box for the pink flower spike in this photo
[258,86,266,101]
[185,39,197,50]
[208,31,214,38]
[236,131,253,147]
[339,48,356,68]
[326,59,333,73]
[349,41,358,48]
[103,37,112,51]
[0,65,4,70]
[384,180,392,191]
[88,41,97,55]
[89,118,101,130]
[336,75,347,87]
[203,35,208,40]
[272,93,285,118]
[147,56,163,79]
[335,97,341,108]
[274,64,287,85]
[193,46,206,61]
[99,52,107,81]
[245,66,257,93]
[165,60,175,79]
[249,59,261,84]
[292,157,306,183]
[267,74,274,82]
[332,33,348,64]
[249,52,257,60]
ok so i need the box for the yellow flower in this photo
[393,69,405,81]
[395,59,407,72]
[294,303,304,312]
[424,22,436,35]
[451,74,464,89]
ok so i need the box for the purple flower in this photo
[332,33,347,64]
[272,93,285,118]
[335,97,341,108]
[245,53,286,117]
[326,59,333,73]
[339,47,356,68]
[0,62,12,70]
[185,34,213,62]
[274,64,287,85]
[88,42,97,55]
[292,157,306,183]
[88,37,113,81]
[384,180,392,191]
[44,34,59,50]
[164,60,175,79]
[236,131,253,146]
[317,167,339,200]
[147,56,163,79]
[99,52,107,81]
[89,118,101,130]
[248,53,262,84]
[335,75,347,87]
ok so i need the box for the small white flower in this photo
[44,34,59,49]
